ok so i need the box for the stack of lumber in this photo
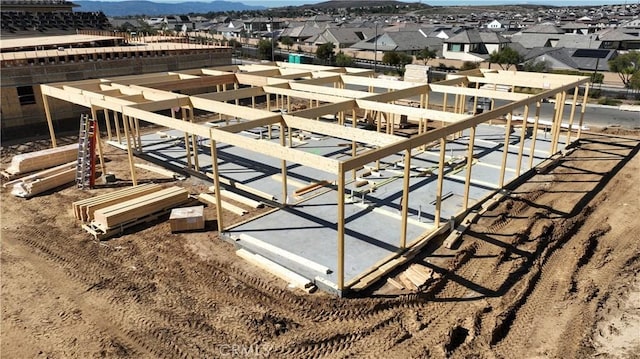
[92,186,189,230]
[3,144,78,177]
[72,183,163,222]
[198,193,247,216]
[10,162,76,198]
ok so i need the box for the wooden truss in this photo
[41,63,590,291]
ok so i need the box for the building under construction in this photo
[40,62,590,295]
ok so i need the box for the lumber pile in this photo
[72,183,163,222]
[10,162,76,198]
[134,163,186,180]
[293,180,331,197]
[4,144,78,177]
[92,186,189,230]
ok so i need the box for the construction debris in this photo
[236,248,315,291]
[403,263,438,291]
[9,161,76,198]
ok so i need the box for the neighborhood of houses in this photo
[105,2,640,76]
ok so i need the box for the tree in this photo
[335,52,354,67]
[382,51,400,66]
[488,47,523,70]
[608,52,640,89]
[257,39,273,60]
[630,70,640,93]
[522,59,550,73]
[460,61,479,71]
[279,36,294,51]
[316,42,335,64]
[416,47,437,65]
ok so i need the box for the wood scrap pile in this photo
[7,162,76,198]
[396,263,440,291]
[2,144,78,178]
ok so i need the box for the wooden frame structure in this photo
[41,63,590,293]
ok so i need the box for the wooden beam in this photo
[499,111,513,187]
[435,138,446,227]
[209,135,224,232]
[264,85,348,103]
[429,83,531,101]
[529,101,542,170]
[400,149,411,248]
[577,83,590,139]
[41,93,57,147]
[356,99,469,123]
[337,164,345,291]
[195,86,265,103]
[515,105,529,177]
[286,99,355,119]
[282,114,399,147]
[190,96,274,121]
[463,126,476,211]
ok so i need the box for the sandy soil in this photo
[1,130,639,358]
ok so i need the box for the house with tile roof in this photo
[442,29,509,61]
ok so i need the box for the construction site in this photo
[2,62,639,358]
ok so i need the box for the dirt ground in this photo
[1,129,639,358]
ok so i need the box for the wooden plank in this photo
[134,163,184,179]
[236,248,313,290]
[293,180,330,197]
[238,233,332,275]
[206,175,277,201]
[219,190,263,209]
[198,193,247,216]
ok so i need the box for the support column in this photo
[181,107,192,169]
[435,138,446,227]
[515,104,529,177]
[113,111,122,143]
[337,164,345,291]
[280,122,288,206]
[93,119,106,178]
[553,91,567,153]
[499,111,513,187]
[528,101,542,170]
[577,83,590,139]
[122,115,137,186]
[189,107,200,171]
[103,109,113,141]
[352,109,357,180]
[463,126,476,211]
[42,94,57,147]
[400,149,411,248]
[135,118,142,151]
[209,137,224,233]
[566,86,579,145]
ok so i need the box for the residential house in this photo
[597,28,640,50]
[280,22,327,43]
[442,29,510,61]
[307,27,374,48]
[352,30,444,56]
[486,19,508,30]
[524,47,616,72]
[216,20,245,39]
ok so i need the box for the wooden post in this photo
[528,101,542,170]
[103,109,112,141]
[554,91,567,152]
[473,82,479,113]
[280,122,288,206]
[499,111,513,187]
[189,107,200,171]
[135,118,142,151]
[442,93,448,112]
[93,119,107,178]
[113,111,122,143]
[515,104,529,177]
[42,94,57,147]
[463,126,476,211]
[122,115,137,186]
[566,86,579,145]
[287,95,291,113]
[400,149,411,248]
[549,93,560,155]
[209,137,224,233]
[352,109,357,180]
[181,107,192,169]
[435,138,446,227]
[337,164,345,291]
[577,83,590,139]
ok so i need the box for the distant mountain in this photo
[296,0,429,9]
[75,1,265,17]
